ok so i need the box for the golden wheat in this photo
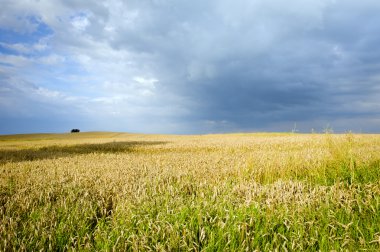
[1,132,380,251]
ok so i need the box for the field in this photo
[1,132,380,251]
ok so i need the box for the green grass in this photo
[1,132,380,251]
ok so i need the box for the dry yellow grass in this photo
[1,132,380,251]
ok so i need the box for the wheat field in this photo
[1,132,380,251]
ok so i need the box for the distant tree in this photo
[71,129,80,133]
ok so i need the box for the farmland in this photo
[1,132,380,251]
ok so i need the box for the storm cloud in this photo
[1,0,380,134]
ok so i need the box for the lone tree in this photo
[71,129,80,133]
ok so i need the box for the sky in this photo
[1,0,380,134]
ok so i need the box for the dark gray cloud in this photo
[0,0,380,134]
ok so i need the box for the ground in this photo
[1,132,380,251]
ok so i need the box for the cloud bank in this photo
[1,0,380,134]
